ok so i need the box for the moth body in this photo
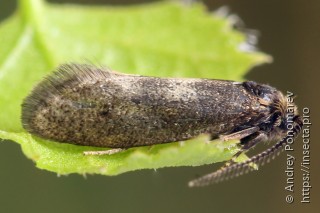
[21,64,302,186]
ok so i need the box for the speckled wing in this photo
[22,64,269,148]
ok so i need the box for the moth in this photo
[21,64,303,186]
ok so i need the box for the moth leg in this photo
[217,127,261,168]
[147,145,156,152]
[83,148,125,156]
[219,126,259,141]
[232,132,268,160]
[222,132,268,168]
[188,133,267,187]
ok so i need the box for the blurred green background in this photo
[0,0,318,213]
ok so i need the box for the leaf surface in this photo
[0,0,269,175]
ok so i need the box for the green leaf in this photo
[0,0,270,176]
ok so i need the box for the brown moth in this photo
[21,64,302,186]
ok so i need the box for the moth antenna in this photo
[188,116,303,187]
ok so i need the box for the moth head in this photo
[257,88,302,142]
[243,81,301,138]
